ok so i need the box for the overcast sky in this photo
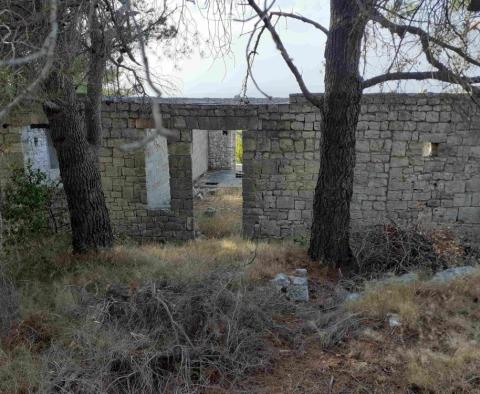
[149,1,453,99]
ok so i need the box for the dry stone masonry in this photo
[1,93,479,245]
[208,130,236,170]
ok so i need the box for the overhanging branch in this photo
[371,11,480,68]
[270,12,329,36]
[363,71,480,89]
[367,9,480,94]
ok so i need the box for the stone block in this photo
[279,139,294,152]
[426,112,440,122]
[458,207,480,223]
[444,181,465,194]
[467,177,480,192]
[277,197,294,209]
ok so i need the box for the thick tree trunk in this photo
[308,1,367,269]
[44,76,113,253]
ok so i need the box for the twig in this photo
[0,0,59,121]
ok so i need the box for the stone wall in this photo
[241,101,320,239]
[242,94,480,245]
[192,129,209,179]
[99,101,194,242]
[0,101,195,242]
[1,94,479,245]
[208,130,235,170]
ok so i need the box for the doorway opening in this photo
[193,129,243,238]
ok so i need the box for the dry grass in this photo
[342,271,480,393]
[194,187,242,238]
[2,224,480,393]
[406,345,480,393]
[347,282,420,328]
[0,232,313,393]
[0,345,42,394]
[255,270,480,393]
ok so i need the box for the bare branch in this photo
[119,0,179,151]
[0,0,58,121]
[364,7,480,93]
[371,10,480,68]
[270,12,329,36]
[244,19,272,100]
[246,0,322,108]
[363,70,480,89]
[86,0,110,148]
[233,0,277,23]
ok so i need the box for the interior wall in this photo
[208,130,235,170]
[192,129,209,180]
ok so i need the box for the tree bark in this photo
[308,0,367,269]
[44,73,113,253]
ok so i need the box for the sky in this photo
[150,0,329,98]
[147,0,463,99]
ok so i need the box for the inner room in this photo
[192,129,243,238]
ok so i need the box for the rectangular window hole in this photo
[205,182,219,186]
[145,131,171,209]
[422,142,439,157]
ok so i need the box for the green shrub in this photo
[2,164,59,245]
[235,131,243,164]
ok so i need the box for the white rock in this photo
[345,292,361,301]
[387,313,401,327]
[431,266,476,283]
[380,272,419,285]
[271,271,309,302]
[271,273,290,291]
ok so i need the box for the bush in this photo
[2,164,59,245]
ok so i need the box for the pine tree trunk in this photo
[308,1,367,269]
[44,77,113,253]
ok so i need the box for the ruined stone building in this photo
[1,93,479,245]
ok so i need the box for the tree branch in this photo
[246,0,322,108]
[86,0,109,148]
[371,10,480,68]
[270,11,329,36]
[363,70,480,89]
[0,0,58,121]
[244,19,272,99]
[119,0,178,151]
[367,8,480,93]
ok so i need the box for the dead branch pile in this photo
[39,271,298,393]
[351,224,478,278]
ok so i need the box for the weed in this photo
[194,188,242,238]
